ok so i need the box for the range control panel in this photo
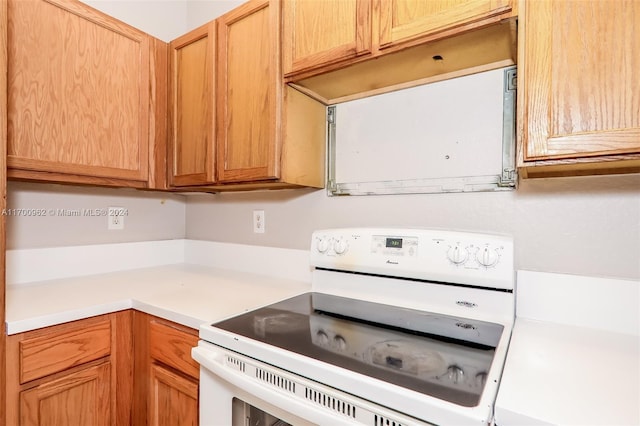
[371,235,419,257]
[310,228,514,290]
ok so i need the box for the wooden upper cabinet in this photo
[284,0,516,103]
[378,0,512,49]
[283,0,372,76]
[169,22,216,187]
[520,0,640,170]
[7,0,152,185]
[216,0,280,183]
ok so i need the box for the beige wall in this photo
[185,174,640,281]
[7,175,639,281]
[186,0,243,31]
[6,182,186,249]
[81,0,188,42]
[81,0,245,42]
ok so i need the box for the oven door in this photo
[192,341,428,426]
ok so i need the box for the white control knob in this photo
[447,365,465,384]
[476,246,499,267]
[447,245,469,265]
[316,237,330,253]
[333,238,348,255]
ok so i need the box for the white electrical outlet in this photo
[253,210,265,234]
[108,207,125,230]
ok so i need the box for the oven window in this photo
[232,398,291,426]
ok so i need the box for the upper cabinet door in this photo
[216,0,280,183]
[522,0,640,161]
[283,0,372,76]
[7,0,150,182]
[378,0,512,49]
[169,22,216,187]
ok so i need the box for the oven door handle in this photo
[192,345,358,426]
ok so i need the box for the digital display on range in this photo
[386,238,403,248]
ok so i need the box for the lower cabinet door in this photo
[19,363,111,426]
[150,363,199,426]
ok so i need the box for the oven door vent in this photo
[215,348,429,426]
[305,388,356,419]
[375,415,406,426]
[225,355,246,373]
[255,367,296,393]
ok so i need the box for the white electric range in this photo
[193,228,515,426]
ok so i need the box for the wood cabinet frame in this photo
[0,0,7,423]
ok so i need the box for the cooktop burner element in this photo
[197,228,515,425]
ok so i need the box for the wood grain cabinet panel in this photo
[20,363,111,426]
[378,0,512,49]
[217,0,279,183]
[6,0,152,184]
[212,0,326,188]
[519,0,640,176]
[283,0,372,76]
[6,312,132,426]
[149,364,198,426]
[149,319,200,380]
[284,0,516,104]
[169,22,216,187]
[19,320,111,384]
[133,313,200,426]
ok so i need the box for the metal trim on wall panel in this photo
[327,66,517,196]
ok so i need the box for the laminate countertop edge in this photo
[5,263,311,334]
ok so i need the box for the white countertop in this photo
[6,263,311,334]
[495,319,640,426]
[495,271,640,426]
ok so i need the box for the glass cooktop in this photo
[212,292,503,407]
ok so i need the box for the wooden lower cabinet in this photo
[149,364,198,426]
[6,311,200,425]
[20,363,111,426]
[5,311,133,426]
[134,312,200,426]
